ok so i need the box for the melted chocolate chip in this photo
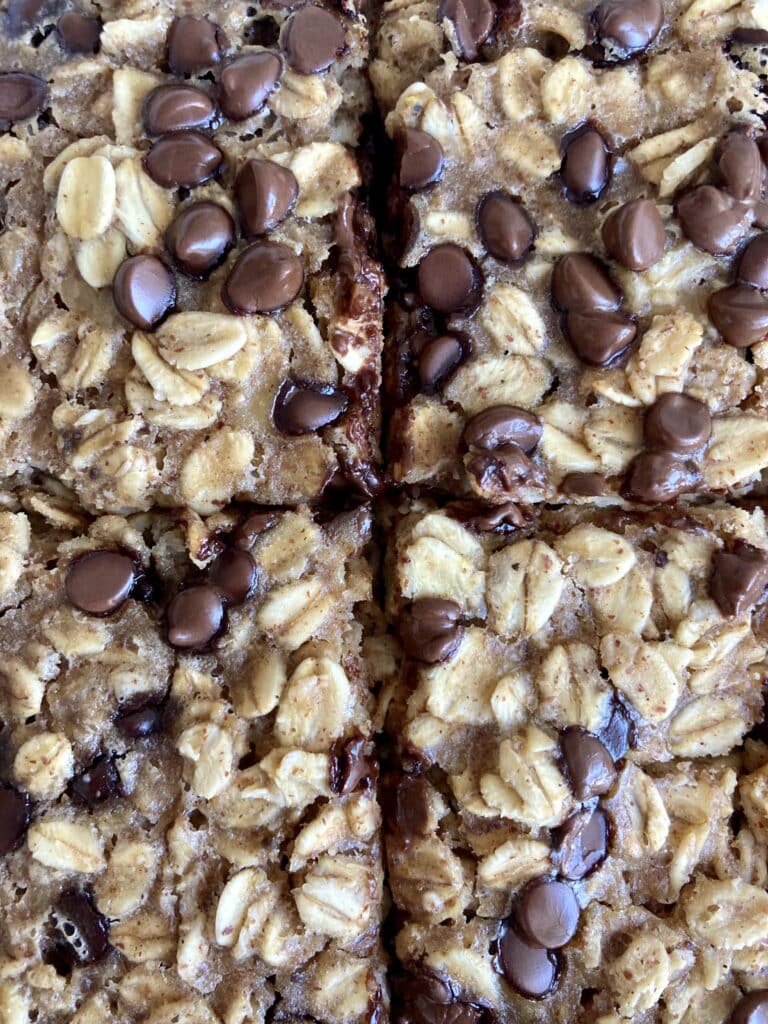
[397,128,444,191]
[52,890,110,965]
[69,755,121,807]
[209,549,257,604]
[710,541,768,617]
[235,158,298,236]
[418,334,465,389]
[560,472,608,497]
[116,704,163,739]
[418,244,482,313]
[6,0,50,36]
[56,12,101,54]
[393,774,431,837]
[398,598,463,663]
[463,405,542,453]
[602,198,665,271]
[330,735,373,796]
[143,84,216,135]
[446,499,525,533]
[718,133,763,203]
[708,283,768,347]
[396,965,484,1024]
[165,201,235,277]
[498,925,558,998]
[565,309,636,366]
[166,585,225,649]
[219,51,282,120]
[113,255,176,330]
[517,879,580,949]
[144,130,224,189]
[0,785,31,855]
[438,0,495,60]
[466,445,542,499]
[284,5,346,74]
[272,379,347,434]
[66,550,136,616]
[476,191,534,263]
[729,991,768,1024]
[556,807,609,880]
[593,0,663,57]
[0,72,48,127]
[645,393,712,454]
[737,233,768,289]
[677,186,754,255]
[561,128,610,204]
[234,511,279,550]
[166,16,226,75]
[622,451,697,503]
[222,241,304,314]
[560,727,617,800]
[551,253,621,313]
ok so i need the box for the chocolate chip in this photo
[52,890,110,965]
[219,52,282,120]
[565,309,636,366]
[560,727,617,801]
[446,499,525,533]
[397,128,444,191]
[113,255,175,330]
[602,198,665,271]
[66,550,136,616]
[418,244,482,313]
[393,773,431,837]
[234,511,279,549]
[600,699,634,761]
[0,72,48,127]
[738,234,768,289]
[438,0,494,60]
[551,253,621,313]
[498,925,558,998]
[718,133,763,203]
[143,84,216,135]
[222,241,304,314]
[165,201,235,277]
[710,541,768,617]
[166,16,226,75]
[330,735,373,796]
[284,5,345,74]
[144,130,224,189]
[729,991,768,1024]
[418,334,465,389]
[517,879,580,949]
[397,965,482,1024]
[463,405,542,453]
[69,755,121,807]
[622,451,697,503]
[645,393,711,454]
[6,0,50,36]
[476,191,534,263]
[166,585,225,650]
[708,283,768,347]
[398,598,463,663]
[0,785,31,855]
[556,807,609,881]
[677,186,754,255]
[209,549,257,604]
[56,12,101,53]
[732,28,768,43]
[560,472,608,497]
[272,379,347,434]
[593,0,663,57]
[466,445,541,499]
[116,704,162,739]
[235,159,298,237]
[561,128,610,204]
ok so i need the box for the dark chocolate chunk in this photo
[644,393,711,454]
[560,727,617,801]
[710,541,768,617]
[517,879,580,949]
[272,379,347,434]
[398,598,463,663]
[209,549,258,605]
[65,550,136,616]
[166,585,225,649]
[556,807,609,881]
[0,785,31,855]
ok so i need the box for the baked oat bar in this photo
[0,491,385,1023]
[383,499,768,1022]
[377,1,768,505]
[0,0,383,512]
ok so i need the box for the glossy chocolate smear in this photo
[622,451,697,503]
[710,541,768,617]
[418,244,482,313]
[565,309,636,366]
[551,253,621,313]
[593,0,663,57]
[560,727,617,800]
[56,12,101,53]
[560,472,608,497]
[69,755,121,807]
[0,72,48,126]
[222,241,303,314]
[561,128,610,203]
[209,548,258,604]
[166,15,226,75]
[398,598,463,663]
[645,393,711,454]
[557,807,609,880]
[166,201,235,277]
[498,924,558,998]
[398,128,444,191]
[166,585,225,649]
[66,550,136,615]
[602,198,665,271]
[738,233,768,289]
[116,704,163,739]
[113,255,175,330]
[729,991,768,1024]
[330,735,373,796]
[397,965,483,1024]
[476,191,534,263]
[272,379,347,434]
[718,132,763,203]
[143,84,216,135]
[677,185,753,255]
[464,405,542,453]
[234,510,279,549]
[144,130,224,189]
[284,5,346,74]
[235,158,298,236]
[466,445,541,499]
[708,283,768,347]
[0,785,31,855]
[418,334,465,389]
[517,879,580,949]
[438,0,495,60]
[219,52,282,120]
[52,889,110,965]
[393,774,431,837]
